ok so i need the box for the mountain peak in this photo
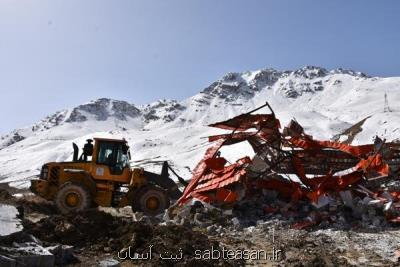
[193,65,372,105]
[330,68,369,78]
[66,98,141,123]
[142,99,186,124]
[292,66,328,79]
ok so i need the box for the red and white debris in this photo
[178,102,400,228]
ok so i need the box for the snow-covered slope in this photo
[1,66,400,187]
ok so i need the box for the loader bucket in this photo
[30,179,50,199]
[143,161,183,200]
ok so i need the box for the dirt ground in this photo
[1,184,400,267]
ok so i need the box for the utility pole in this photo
[384,92,392,113]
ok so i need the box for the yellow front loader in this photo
[30,138,183,216]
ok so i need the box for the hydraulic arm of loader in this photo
[144,161,184,199]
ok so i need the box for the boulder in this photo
[0,242,54,267]
[99,258,120,267]
[46,244,75,265]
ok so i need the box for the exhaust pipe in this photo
[73,143,79,162]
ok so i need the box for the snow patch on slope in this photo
[1,66,399,187]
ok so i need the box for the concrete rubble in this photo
[0,242,54,267]
[0,202,77,267]
[98,258,120,267]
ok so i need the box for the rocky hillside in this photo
[1,66,399,187]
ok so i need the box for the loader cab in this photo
[93,138,131,176]
[71,138,132,183]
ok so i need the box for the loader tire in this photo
[55,183,91,214]
[132,185,170,216]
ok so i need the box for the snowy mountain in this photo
[1,66,400,187]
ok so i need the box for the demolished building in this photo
[177,102,400,226]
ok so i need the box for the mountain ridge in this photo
[1,65,399,187]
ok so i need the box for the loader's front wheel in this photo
[55,183,91,214]
[132,185,170,216]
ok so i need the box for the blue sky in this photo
[0,0,399,133]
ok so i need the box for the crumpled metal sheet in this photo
[178,142,250,204]
[209,114,280,131]
[287,136,376,158]
[355,154,390,175]
[179,140,225,204]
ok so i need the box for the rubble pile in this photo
[0,199,76,267]
[0,189,13,202]
[0,231,74,267]
[169,189,396,233]
[176,102,400,230]
[23,210,123,247]
[0,189,241,266]
[0,187,57,217]
[21,208,240,266]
